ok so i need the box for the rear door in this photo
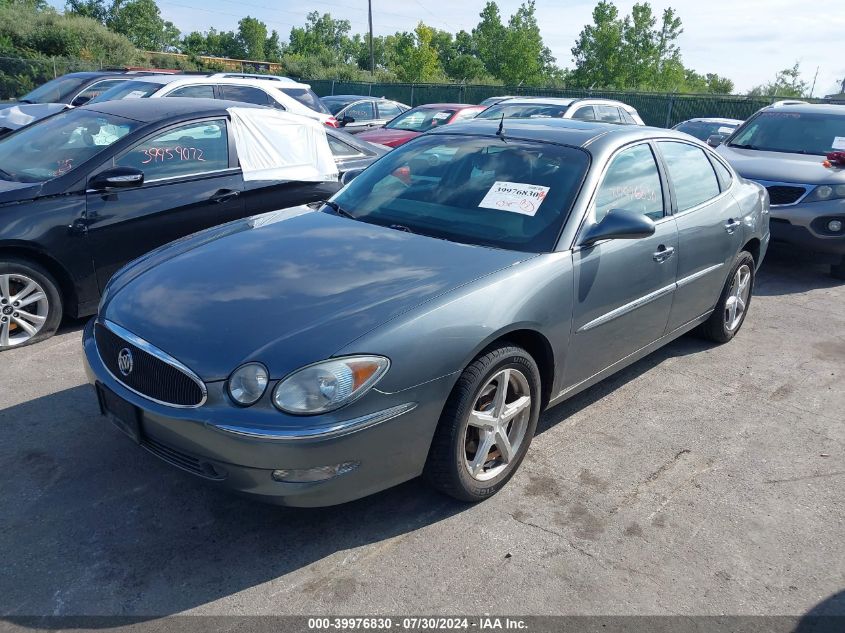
[565,142,678,389]
[658,141,743,331]
[85,117,245,289]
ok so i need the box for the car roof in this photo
[151,75,311,90]
[322,95,389,101]
[430,117,691,150]
[759,103,845,115]
[680,118,743,125]
[412,103,481,109]
[78,97,257,122]
[116,74,185,86]
[491,97,576,106]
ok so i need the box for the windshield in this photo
[674,121,739,141]
[387,108,457,132]
[728,111,845,155]
[19,75,92,104]
[322,98,355,115]
[279,88,331,114]
[329,134,589,253]
[476,103,571,120]
[89,80,162,104]
[0,109,140,182]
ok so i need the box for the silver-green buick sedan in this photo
[83,118,769,506]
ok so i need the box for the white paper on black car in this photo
[227,107,338,182]
[479,181,550,216]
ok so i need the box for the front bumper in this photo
[769,199,845,256]
[82,319,456,506]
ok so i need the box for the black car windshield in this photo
[675,121,738,141]
[0,109,140,182]
[329,134,589,253]
[387,108,457,132]
[476,103,571,120]
[728,111,845,155]
[279,88,331,114]
[89,80,162,103]
[19,75,92,104]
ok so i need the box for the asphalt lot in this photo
[0,246,843,618]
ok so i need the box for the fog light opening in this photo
[827,219,843,233]
[271,461,360,483]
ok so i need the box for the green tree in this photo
[236,16,266,60]
[107,0,179,51]
[393,22,442,82]
[570,0,624,88]
[472,2,507,79]
[65,0,108,22]
[748,62,808,98]
[264,29,283,62]
[288,11,351,62]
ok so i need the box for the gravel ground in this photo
[0,247,843,618]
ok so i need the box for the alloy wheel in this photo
[0,273,49,348]
[463,368,532,481]
[724,264,751,332]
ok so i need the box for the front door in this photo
[564,142,679,390]
[657,141,744,331]
[340,101,378,133]
[85,118,245,290]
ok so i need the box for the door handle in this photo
[724,218,741,233]
[210,189,240,204]
[653,245,675,263]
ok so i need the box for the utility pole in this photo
[809,66,819,98]
[368,0,375,78]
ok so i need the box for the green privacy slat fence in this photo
[309,79,839,127]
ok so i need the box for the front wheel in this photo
[699,251,755,343]
[0,259,63,351]
[424,344,541,502]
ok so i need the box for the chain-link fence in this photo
[2,55,841,127]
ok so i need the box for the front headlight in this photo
[805,184,845,203]
[228,362,269,406]
[272,356,389,415]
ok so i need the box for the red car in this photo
[357,103,487,147]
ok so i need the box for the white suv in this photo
[89,75,339,127]
[476,97,645,125]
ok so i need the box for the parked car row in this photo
[1,71,841,510]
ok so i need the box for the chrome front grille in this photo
[94,320,207,408]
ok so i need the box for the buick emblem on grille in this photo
[117,348,134,376]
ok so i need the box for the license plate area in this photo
[96,383,141,443]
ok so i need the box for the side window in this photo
[377,101,403,120]
[72,79,126,106]
[657,142,721,211]
[594,144,664,222]
[327,135,364,158]
[345,101,375,121]
[116,119,229,181]
[219,85,270,106]
[571,105,596,121]
[595,105,622,123]
[168,85,216,99]
[711,157,733,191]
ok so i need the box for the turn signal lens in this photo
[272,356,390,415]
[228,362,269,406]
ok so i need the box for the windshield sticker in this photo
[717,127,734,134]
[479,181,550,216]
[432,112,451,120]
[125,90,148,99]
[832,137,845,150]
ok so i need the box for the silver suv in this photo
[717,103,845,278]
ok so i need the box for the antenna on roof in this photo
[496,112,506,138]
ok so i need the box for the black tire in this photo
[699,251,755,343]
[424,344,541,502]
[0,257,63,351]
[831,256,845,281]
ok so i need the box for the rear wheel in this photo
[699,251,755,343]
[424,344,541,502]
[0,259,63,351]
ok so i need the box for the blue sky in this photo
[50,0,845,95]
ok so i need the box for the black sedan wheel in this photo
[425,344,541,502]
[0,259,62,350]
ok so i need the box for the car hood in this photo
[102,207,533,381]
[717,145,845,185]
[0,179,42,203]
[357,128,420,147]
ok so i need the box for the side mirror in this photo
[340,168,364,185]
[706,134,724,147]
[71,95,92,107]
[580,208,656,247]
[339,114,355,126]
[89,166,144,191]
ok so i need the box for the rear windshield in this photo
[89,80,162,104]
[279,88,331,114]
[728,111,845,156]
[19,75,91,104]
[386,108,457,132]
[675,120,738,141]
[329,134,589,253]
[476,103,571,120]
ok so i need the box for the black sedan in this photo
[0,98,386,350]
